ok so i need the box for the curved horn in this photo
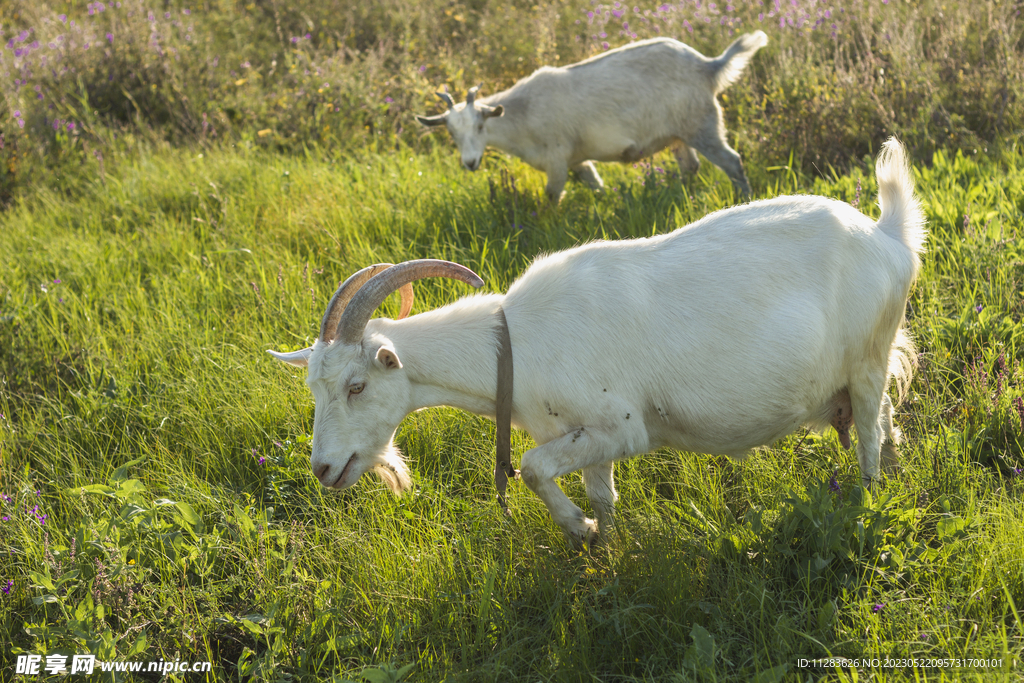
[435,89,455,110]
[466,84,482,106]
[336,259,484,345]
[319,264,414,344]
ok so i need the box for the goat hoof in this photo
[565,518,599,551]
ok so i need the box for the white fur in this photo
[272,138,925,549]
[417,32,768,202]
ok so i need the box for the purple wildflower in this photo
[106,33,114,43]
[2,580,11,595]
[419,65,426,73]
[872,603,885,613]
[975,304,983,313]
[291,37,299,44]
[304,33,311,39]
[828,473,841,493]
[241,60,251,68]
[259,457,266,465]
[384,96,393,103]
[183,8,191,14]
[67,122,75,131]
[59,14,67,22]
[274,441,283,449]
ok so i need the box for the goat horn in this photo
[435,89,456,110]
[336,260,484,345]
[466,84,482,105]
[319,264,415,344]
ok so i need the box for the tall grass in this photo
[2,0,1024,203]
[1,138,1023,679]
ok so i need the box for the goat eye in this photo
[349,382,365,395]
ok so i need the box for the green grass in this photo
[2,142,1024,681]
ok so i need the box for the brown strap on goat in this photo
[495,307,518,514]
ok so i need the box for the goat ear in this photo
[416,114,448,128]
[484,105,504,119]
[375,345,403,370]
[267,347,312,368]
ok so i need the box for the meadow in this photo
[2,0,1024,681]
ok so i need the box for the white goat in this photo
[270,138,925,549]
[416,32,768,202]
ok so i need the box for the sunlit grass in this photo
[1,141,1023,680]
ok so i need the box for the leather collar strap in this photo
[495,306,518,514]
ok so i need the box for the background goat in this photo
[416,32,768,202]
[270,138,925,549]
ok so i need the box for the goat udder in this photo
[830,393,853,449]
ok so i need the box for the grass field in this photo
[1,139,1023,681]
[2,0,1024,680]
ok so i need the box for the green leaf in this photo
[238,618,266,637]
[233,503,255,534]
[76,484,116,497]
[175,501,201,527]
[32,594,62,605]
[689,623,717,669]
[817,600,837,631]
[126,632,148,658]
[359,666,396,683]
[110,457,147,484]
[937,516,966,541]
[115,478,147,499]
[752,664,789,683]
[395,662,417,681]
[28,571,56,591]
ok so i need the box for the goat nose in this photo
[465,159,478,172]
[312,462,329,483]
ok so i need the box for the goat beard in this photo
[369,442,412,493]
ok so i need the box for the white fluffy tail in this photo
[875,137,927,259]
[875,139,925,406]
[709,31,768,94]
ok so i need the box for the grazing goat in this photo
[270,138,925,549]
[416,32,768,202]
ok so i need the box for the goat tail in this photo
[875,137,927,259]
[709,31,768,94]
[887,325,918,407]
